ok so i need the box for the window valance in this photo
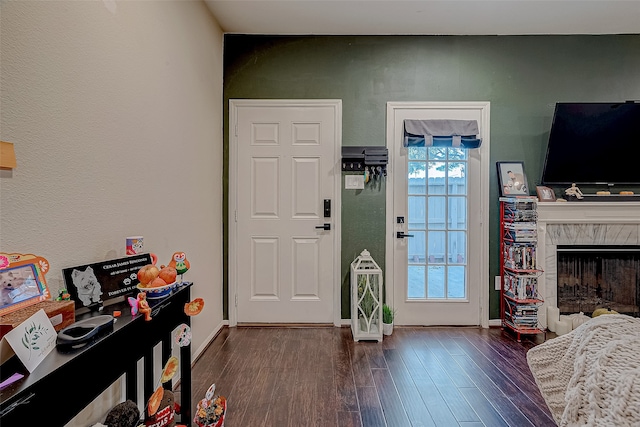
[403,119,482,148]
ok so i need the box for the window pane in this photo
[408,266,425,299]
[428,147,446,160]
[408,147,426,160]
[428,162,445,195]
[448,148,467,160]
[428,231,445,263]
[447,266,466,298]
[448,231,466,263]
[406,146,469,302]
[408,231,426,264]
[448,162,466,195]
[427,266,445,298]
[408,196,426,230]
[448,197,466,229]
[428,197,446,230]
[408,162,426,194]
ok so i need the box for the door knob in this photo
[316,223,331,231]
[396,232,414,238]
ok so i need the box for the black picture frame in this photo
[497,161,529,197]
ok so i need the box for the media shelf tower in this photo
[499,196,545,342]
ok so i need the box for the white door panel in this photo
[230,100,341,324]
[386,102,490,326]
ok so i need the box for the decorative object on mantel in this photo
[536,186,556,202]
[564,183,584,199]
[0,141,16,169]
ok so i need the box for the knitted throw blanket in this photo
[527,314,640,427]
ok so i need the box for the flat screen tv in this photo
[541,102,640,186]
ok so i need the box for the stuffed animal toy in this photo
[145,389,181,427]
[104,400,141,427]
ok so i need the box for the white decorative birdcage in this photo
[351,249,383,342]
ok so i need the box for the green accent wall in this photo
[222,35,640,320]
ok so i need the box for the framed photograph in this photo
[0,253,51,317]
[497,161,529,197]
[536,186,556,202]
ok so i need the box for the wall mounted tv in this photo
[541,102,640,186]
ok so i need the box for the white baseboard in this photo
[192,319,227,362]
[340,318,503,327]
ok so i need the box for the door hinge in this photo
[235,294,238,307]
[234,121,238,137]
[234,210,238,222]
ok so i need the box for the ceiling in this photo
[204,0,640,35]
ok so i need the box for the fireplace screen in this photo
[557,245,640,317]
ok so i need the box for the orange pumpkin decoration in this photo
[161,356,179,383]
[147,386,164,416]
[184,298,204,316]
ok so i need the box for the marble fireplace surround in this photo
[536,201,640,329]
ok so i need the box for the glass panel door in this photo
[408,147,468,301]
[388,102,489,326]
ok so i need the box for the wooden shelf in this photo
[0,141,16,169]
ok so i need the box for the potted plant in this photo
[382,304,396,336]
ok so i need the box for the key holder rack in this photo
[342,146,388,176]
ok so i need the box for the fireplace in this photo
[556,245,640,316]
[535,201,640,328]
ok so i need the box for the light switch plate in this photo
[495,276,501,291]
[345,175,365,189]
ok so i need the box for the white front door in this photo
[386,102,490,326]
[229,100,341,325]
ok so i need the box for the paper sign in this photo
[3,309,57,372]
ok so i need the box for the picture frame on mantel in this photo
[497,161,529,197]
[536,186,556,202]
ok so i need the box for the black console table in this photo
[0,283,193,426]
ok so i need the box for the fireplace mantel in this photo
[538,201,640,224]
[536,201,640,328]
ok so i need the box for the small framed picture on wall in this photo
[496,161,529,197]
[536,186,556,202]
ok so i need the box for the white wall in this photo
[0,0,224,424]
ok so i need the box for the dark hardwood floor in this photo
[178,326,556,427]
